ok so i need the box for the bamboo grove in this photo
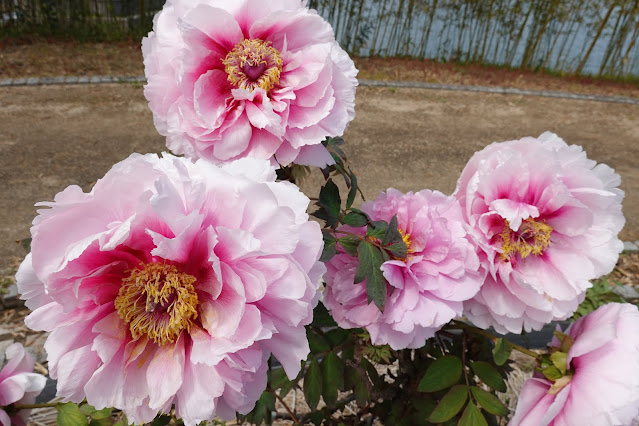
[1,0,639,77]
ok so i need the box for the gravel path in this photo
[1,74,639,105]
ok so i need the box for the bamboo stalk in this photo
[506,0,533,66]
[420,0,439,58]
[575,1,617,74]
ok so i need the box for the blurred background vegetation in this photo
[1,0,638,78]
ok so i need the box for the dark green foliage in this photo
[492,338,513,366]
[322,352,344,406]
[355,240,387,311]
[470,361,507,392]
[320,230,337,262]
[459,402,488,426]
[427,385,468,423]
[572,278,627,319]
[470,386,509,416]
[55,403,118,426]
[304,358,323,410]
[418,355,463,392]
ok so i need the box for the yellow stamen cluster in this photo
[500,218,553,261]
[395,228,414,261]
[223,39,283,92]
[115,263,198,346]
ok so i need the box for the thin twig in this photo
[12,402,59,410]
[448,320,541,360]
[270,389,300,425]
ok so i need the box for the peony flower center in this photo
[392,229,413,261]
[114,262,198,346]
[223,39,283,92]
[399,229,412,250]
[500,218,552,261]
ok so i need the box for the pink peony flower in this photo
[16,154,325,425]
[454,132,625,334]
[142,0,357,167]
[0,343,46,426]
[510,303,639,426]
[323,189,484,350]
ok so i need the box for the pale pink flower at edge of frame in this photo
[0,343,47,426]
[16,154,325,426]
[510,303,639,426]
[454,132,625,334]
[143,0,358,167]
[323,188,485,350]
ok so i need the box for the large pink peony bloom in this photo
[142,0,357,167]
[0,343,46,426]
[323,189,484,350]
[16,154,324,425]
[454,132,625,334]
[510,303,639,426]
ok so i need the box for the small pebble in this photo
[623,241,639,252]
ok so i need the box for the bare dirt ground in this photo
[3,41,639,99]
[1,83,638,278]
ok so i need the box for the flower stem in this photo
[12,402,59,409]
[449,320,541,360]
[269,389,299,425]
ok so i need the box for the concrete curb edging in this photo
[1,75,638,105]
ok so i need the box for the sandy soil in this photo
[1,83,638,277]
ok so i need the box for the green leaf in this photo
[304,358,323,410]
[279,361,305,398]
[470,386,509,416]
[252,392,276,425]
[550,351,567,375]
[318,179,341,227]
[362,343,393,364]
[345,367,370,405]
[540,365,563,381]
[418,355,463,392]
[20,237,32,253]
[366,220,388,240]
[325,328,351,347]
[346,171,358,208]
[492,338,513,366]
[411,397,437,424]
[427,385,468,423]
[338,235,361,257]
[89,419,113,426]
[341,211,368,227]
[320,230,337,262]
[307,329,331,353]
[362,358,381,387]
[322,352,344,407]
[268,366,290,391]
[90,408,113,420]
[458,401,488,426]
[79,405,96,416]
[382,215,403,246]
[470,361,506,392]
[308,411,326,426]
[355,240,387,312]
[311,302,337,328]
[57,403,89,426]
[332,161,350,184]
[150,415,172,426]
[384,241,407,260]
[326,136,346,160]
[553,331,575,353]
